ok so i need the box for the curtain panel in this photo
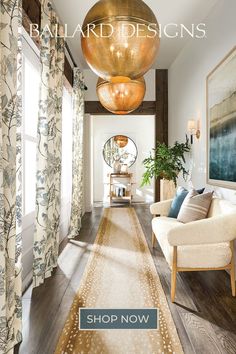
[33,0,65,287]
[68,69,85,239]
[0,0,22,352]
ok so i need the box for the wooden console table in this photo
[106,173,135,205]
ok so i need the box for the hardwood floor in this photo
[16,205,236,354]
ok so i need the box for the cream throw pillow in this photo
[177,189,213,223]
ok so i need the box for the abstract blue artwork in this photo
[207,47,236,189]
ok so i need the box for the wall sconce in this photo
[187,119,201,144]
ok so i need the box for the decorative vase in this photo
[121,164,128,174]
[113,160,121,174]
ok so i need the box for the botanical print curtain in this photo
[68,69,85,239]
[0,0,22,352]
[33,0,65,287]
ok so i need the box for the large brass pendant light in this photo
[96,76,146,114]
[81,0,160,82]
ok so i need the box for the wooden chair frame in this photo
[151,218,236,302]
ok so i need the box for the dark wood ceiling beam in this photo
[155,69,168,144]
[22,0,41,27]
[85,101,156,115]
[22,0,74,87]
[155,69,168,202]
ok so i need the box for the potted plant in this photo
[141,137,191,200]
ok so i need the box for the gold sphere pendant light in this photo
[96,76,146,115]
[81,0,160,82]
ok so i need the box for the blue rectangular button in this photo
[79,308,159,330]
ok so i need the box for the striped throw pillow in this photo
[177,189,213,223]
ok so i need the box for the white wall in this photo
[84,69,156,101]
[169,0,236,204]
[89,115,155,204]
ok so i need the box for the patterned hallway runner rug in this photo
[55,208,183,354]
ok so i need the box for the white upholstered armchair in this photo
[150,197,236,302]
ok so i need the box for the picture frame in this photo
[206,46,236,189]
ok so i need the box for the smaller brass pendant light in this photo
[96,76,146,115]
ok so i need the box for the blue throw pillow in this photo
[168,187,205,218]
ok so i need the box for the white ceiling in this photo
[53,0,219,69]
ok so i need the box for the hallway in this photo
[17,205,236,354]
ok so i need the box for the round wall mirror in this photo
[103,135,138,168]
